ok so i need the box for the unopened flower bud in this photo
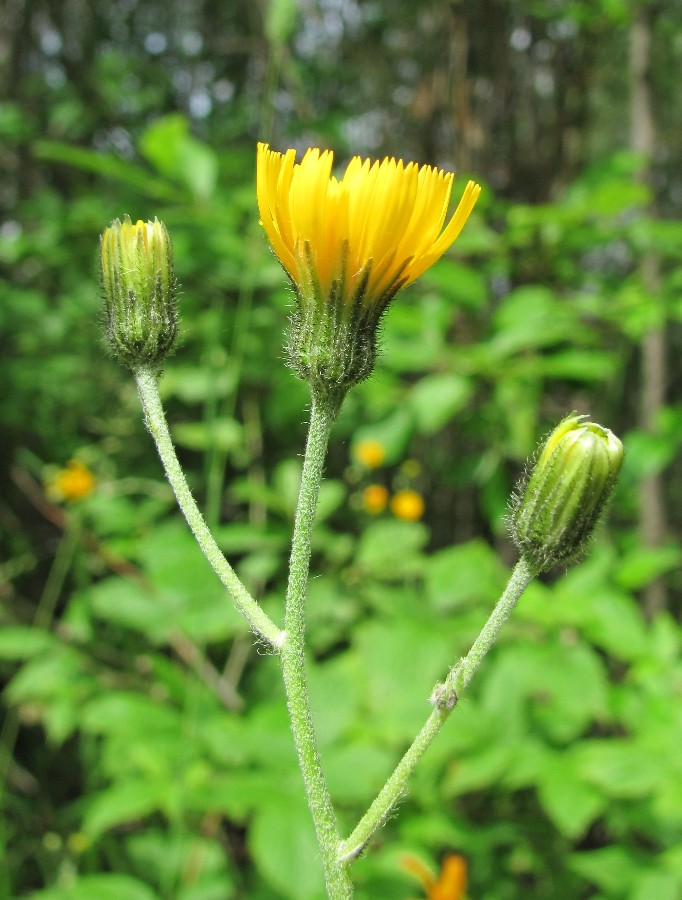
[100,216,178,368]
[509,414,624,572]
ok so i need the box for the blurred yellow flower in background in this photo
[45,460,96,503]
[402,853,468,900]
[390,488,425,522]
[362,484,390,515]
[354,439,386,469]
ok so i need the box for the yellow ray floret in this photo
[257,142,481,306]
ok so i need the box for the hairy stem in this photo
[338,557,537,863]
[280,391,352,899]
[134,365,283,650]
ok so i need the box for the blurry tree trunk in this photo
[630,4,668,617]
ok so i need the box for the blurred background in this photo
[1,0,682,897]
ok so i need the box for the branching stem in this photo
[338,556,537,863]
[134,365,284,650]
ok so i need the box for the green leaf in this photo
[139,114,218,200]
[355,519,428,580]
[530,642,609,742]
[409,373,472,434]
[32,140,178,200]
[570,847,644,894]
[0,627,56,660]
[354,615,459,740]
[573,739,665,798]
[126,829,233,897]
[161,365,238,403]
[614,545,682,590]
[308,655,360,747]
[83,780,168,838]
[317,479,347,520]
[583,590,649,662]
[249,794,326,900]
[29,874,158,900]
[190,771,282,823]
[491,286,584,356]
[173,417,243,452]
[622,428,678,478]
[5,645,86,704]
[81,691,182,738]
[442,741,513,796]
[536,755,606,839]
[421,259,488,309]
[425,540,508,612]
[87,578,171,644]
[537,349,618,382]
[213,523,288,554]
[479,640,609,743]
[631,870,681,900]
[323,740,394,804]
[139,520,244,642]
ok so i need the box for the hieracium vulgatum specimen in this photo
[99,145,622,900]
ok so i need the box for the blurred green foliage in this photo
[2,0,682,898]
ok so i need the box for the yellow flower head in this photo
[401,853,468,900]
[257,142,481,307]
[362,484,389,515]
[353,439,386,469]
[257,143,481,401]
[46,460,96,503]
[391,489,425,522]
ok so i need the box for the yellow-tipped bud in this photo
[509,414,624,571]
[100,216,178,368]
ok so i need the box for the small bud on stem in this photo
[100,216,178,369]
[509,414,624,572]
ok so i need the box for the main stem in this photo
[134,365,283,649]
[338,557,537,862]
[280,390,352,900]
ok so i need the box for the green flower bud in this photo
[509,414,624,572]
[100,216,178,369]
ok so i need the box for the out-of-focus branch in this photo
[630,4,668,617]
